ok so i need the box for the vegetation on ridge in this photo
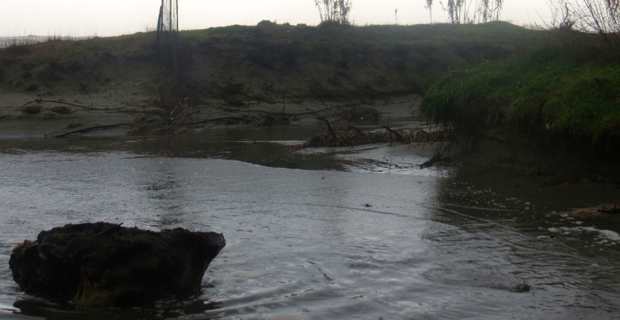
[0,22,543,101]
[422,34,620,155]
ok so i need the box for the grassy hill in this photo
[0,21,547,102]
[1,21,617,176]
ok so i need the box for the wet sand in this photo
[0,93,423,139]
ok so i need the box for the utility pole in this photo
[156,0,181,94]
[157,0,179,37]
[155,0,188,130]
[156,0,180,71]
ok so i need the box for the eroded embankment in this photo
[421,37,620,182]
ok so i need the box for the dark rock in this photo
[511,283,531,293]
[9,223,225,307]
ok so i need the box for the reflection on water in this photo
[0,136,618,320]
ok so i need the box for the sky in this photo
[1,0,552,37]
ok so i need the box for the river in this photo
[0,131,619,320]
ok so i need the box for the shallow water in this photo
[0,135,619,320]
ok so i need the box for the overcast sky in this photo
[1,0,551,37]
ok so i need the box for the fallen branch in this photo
[50,123,131,138]
[317,117,338,141]
[599,204,620,215]
[384,126,405,143]
[24,98,91,109]
[22,99,147,114]
[348,125,366,137]
[186,116,253,126]
[419,153,448,169]
[216,106,333,118]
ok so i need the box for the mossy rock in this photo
[10,223,226,307]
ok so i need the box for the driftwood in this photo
[24,98,90,109]
[318,117,338,141]
[384,126,405,143]
[22,99,147,114]
[216,106,333,118]
[306,122,451,148]
[419,153,448,169]
[570,204,620,218]
[600,204,620,214]
[187,116,253,126]
[50,123,131,138]
[348,125,367,137]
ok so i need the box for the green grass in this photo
[422,38,620,150]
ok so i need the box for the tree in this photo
[548,0,619,42]
[426,0,434,23]
[578,0,620,36]
[545,0,576,30]
[441,0,504,24]
[314,0,353,24]
[478,0,504,22]
[443,0,467,24]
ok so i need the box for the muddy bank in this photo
[0,93,428,140]
[2,89,617,188]
[3,90,617,189]
[436,132,620,208]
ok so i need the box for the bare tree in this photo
[441,0,504,24]
[445,0,462,24]
[478,0,504,22]
[545,0,577,30]
[578,0,620,35]
[442,0,472,24]
[541,1,618,43]
[314,0,353,24]
[426,0,434,23]
[544,0,620,41]
[496,0,505,20]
